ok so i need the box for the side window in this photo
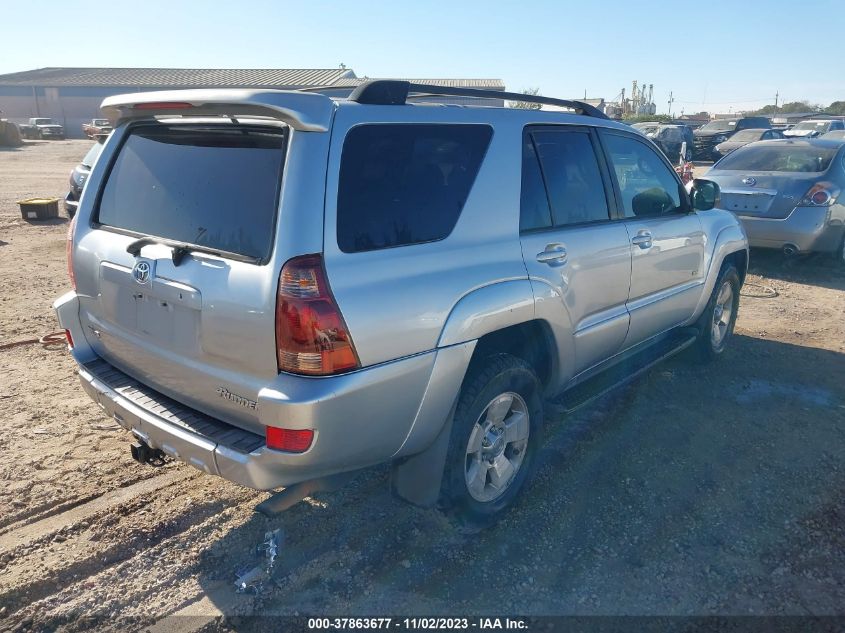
[602,133,684,218]
[520,137,552,231]
[531,129,610,226]
[337,124,493,253]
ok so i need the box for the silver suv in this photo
[55,81,748,527]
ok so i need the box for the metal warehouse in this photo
[0,67,505,138]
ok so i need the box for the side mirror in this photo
[691,179,720,211]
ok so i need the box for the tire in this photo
[439,353,543,530]
[691,263,740,362]
[836,234,845,268]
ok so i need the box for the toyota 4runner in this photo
[55,81,748,527]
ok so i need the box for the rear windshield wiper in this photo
[125,236,261,266]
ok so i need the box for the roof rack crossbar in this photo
[347,80,608,119]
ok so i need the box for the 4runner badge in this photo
[216,387,257,410]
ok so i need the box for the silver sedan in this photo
[704,139,845,263]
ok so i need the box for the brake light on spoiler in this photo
[132,102,194,111]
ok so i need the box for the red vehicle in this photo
[82,118,112,138]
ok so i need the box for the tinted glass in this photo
[715,145,838,172]
[731,130,764,142]
[98,124,286,260]
[520,138,552,231]
[700,120,736,132]
[337,124,492,253]
[603,133,683,218]
[531,130,609,226]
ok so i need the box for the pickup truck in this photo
[56,83,749,528]
[82,118,113,138]
[19,117,65,140]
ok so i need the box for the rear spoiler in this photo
[100,89,335,132]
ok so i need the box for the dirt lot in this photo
[0,140,843,630]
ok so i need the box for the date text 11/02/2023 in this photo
[307,618,528,630]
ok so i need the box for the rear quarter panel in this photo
[321,106,530,368]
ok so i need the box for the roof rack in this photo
[347,80,608,119]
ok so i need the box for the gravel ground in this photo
[0,141,843,630]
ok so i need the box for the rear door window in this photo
[529,128,610,226]
[337,124,492,253]
[97,124,287,261]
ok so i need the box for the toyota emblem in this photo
[742,177,757,186]
[132,261,151,284]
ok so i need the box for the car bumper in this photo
[54,291,473,490]
[737,206,845,253]
[64,193,78,218]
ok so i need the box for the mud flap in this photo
[390,399,457,507]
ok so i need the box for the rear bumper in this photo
[737,206,844,253]
[54,291,473,490]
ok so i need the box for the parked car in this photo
[693,116,771,161]
[56,82,748,528]
[82,118,113,138]
[704,139,845,262]
[632,122,694,164]
[783,119,845,139]
[713,128,784,159]
[19,117,65,140]
[820,130,845,141]
[64,135,107,218]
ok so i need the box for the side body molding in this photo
[437,279,536,348]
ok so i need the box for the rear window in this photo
[730,130,764,142]
[715,144,839,172]
[337,124,493,253]
[97,124,287,261]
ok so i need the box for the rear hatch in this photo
[74,118,297,434]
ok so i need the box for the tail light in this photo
[66,213,77,290]
[266,427,314,453]
[64,329,74,349]
[800,182,839,207]
[275,254,360,375]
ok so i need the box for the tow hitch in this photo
[130,440,166,465]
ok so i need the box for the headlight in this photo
[715,135,728,142]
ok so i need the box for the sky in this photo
[2,0,843,115]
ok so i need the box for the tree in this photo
[825,101,845,115]
[753,100,820,115]
[509,87,543,110]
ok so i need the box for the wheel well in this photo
[469,320,555,389]
[724,249,748,285]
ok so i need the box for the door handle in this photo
[536,243,568,265]
[631,231,653,249]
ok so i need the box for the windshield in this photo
[730,130,764,142]
[792,121,831,132]
[93,119,109,126]
[33,119,52,125]
[699,120,737,132]
[715,145,838,172]
[81,142,103,168]
[97,124,287,261]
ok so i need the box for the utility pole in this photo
[774,90,779,114]
[668,91,674,118]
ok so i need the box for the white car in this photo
[783,119,845,138]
